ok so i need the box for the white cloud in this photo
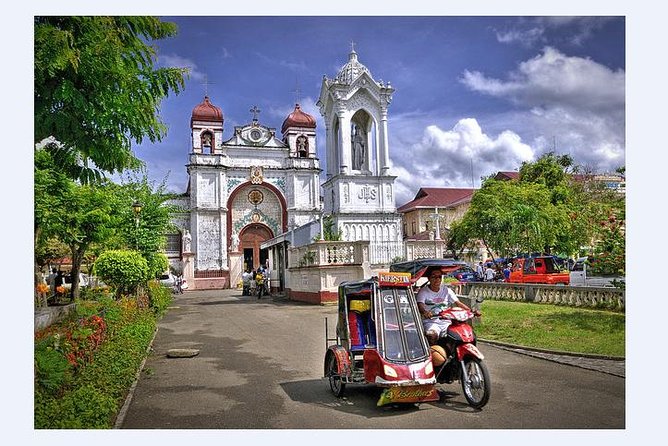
[158,53,206,81]
[496,27,544,47]
[461,47,624,111]
[457,47,625,179]
[389,118,535,205]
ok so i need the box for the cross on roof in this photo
[201,73,215,96]
[350,39,356,52]
[291,78,302,104]
[250,105,261,121]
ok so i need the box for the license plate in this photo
[377,385,440,406]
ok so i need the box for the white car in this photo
[62,273,90,290]
[159,273,176,287]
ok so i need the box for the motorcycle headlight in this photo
[425,361,433,375]
[383,365,398,378]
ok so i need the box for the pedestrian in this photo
[54,270,65,288]
[263,260,271,296]
[503,263,512,281]
[47,267,58,295]
[484,264,495,282]
[476,261,484,281]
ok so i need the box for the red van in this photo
[508,257,570,285]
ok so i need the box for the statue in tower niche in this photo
[183,229,192,253]
[352,126,366,170]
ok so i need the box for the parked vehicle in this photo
[569,257,624,287]
[159,272,176,288]
[508,256,570,285]
[62,273,90,290]
[446,265,477,283]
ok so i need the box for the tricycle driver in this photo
[416,267,474,345]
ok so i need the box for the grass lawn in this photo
[474,300,625,358]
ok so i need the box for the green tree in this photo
[49,183,120,300]
[34,16,188,183]
[109,172,177,278]
[464,178,566,258]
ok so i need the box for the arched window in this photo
[296,135,308,158]
[201,131,213,153]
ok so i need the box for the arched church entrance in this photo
[239,224,273,271]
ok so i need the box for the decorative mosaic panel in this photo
[196,213,221,270]
[230,184,283,236]
[197,173,218,207]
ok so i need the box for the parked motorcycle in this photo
[430,307,490,409]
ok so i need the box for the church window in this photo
[411,221,416,235]
[165,233,182,254]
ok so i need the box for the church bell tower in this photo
[317,47,402,263]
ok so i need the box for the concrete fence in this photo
[462,282,625,310]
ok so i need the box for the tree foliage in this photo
[455,152,625,271]
[34,150,176,300]
[34,16,188,183]
[93,250,150,298]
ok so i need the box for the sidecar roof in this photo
[389,258,467,282]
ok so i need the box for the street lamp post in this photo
[132,201,142,250]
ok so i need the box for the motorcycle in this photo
[429,307,490,409]
[255,272,266,299]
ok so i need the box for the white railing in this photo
[465,282,625,310]
[289,241,369,268]
[403,240,448,261]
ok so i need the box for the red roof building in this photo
[397,187,476,240]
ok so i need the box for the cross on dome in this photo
[250,105,261,122]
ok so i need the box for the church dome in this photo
[191,96,223,124]
[281,103,316,134]
[335,49,371,85]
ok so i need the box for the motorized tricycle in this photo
[324,271,441,406]
[390,259,491,409]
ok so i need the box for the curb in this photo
[113,326,159,429]
[479,338,625,361]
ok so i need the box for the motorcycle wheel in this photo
[460,357,490,409]
[327,354,346,397]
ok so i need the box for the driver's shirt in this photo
[416,284,459,315]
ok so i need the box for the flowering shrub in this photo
[35,293,160,428]
[36,283,50,294]
[35,314,107,370]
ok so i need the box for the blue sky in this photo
[135,15,625,206]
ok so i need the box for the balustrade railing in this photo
[289,241,369,268]
[465,282,624,310]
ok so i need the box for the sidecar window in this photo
[380,288,428,361]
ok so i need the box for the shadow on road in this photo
[280,379,477,417]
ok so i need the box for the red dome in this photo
[191,96,223,124]
[281,104,316,134]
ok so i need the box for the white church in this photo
[168,48,403,292]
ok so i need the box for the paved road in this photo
[118,289,624,429]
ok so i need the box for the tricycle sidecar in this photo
[324,272,440,406]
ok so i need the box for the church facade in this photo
[170,97,322,289]
[171,48,402,289]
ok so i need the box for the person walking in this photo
[484,264,495,282]
[475,261,484,282]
